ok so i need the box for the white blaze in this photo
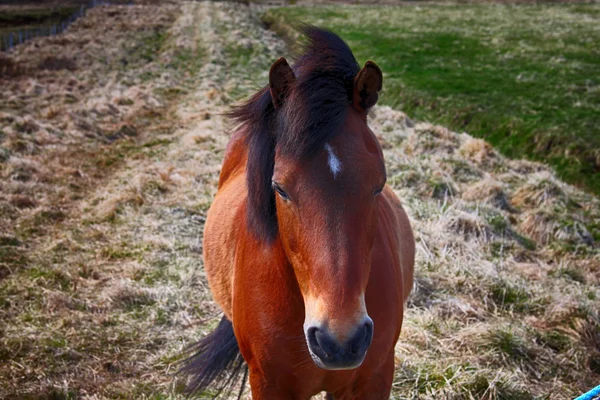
[325,143,342,178]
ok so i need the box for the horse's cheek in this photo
[277,209,304,274]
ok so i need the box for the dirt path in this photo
[0,2,284,397]
[1,1,598,399]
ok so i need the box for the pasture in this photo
[264,4,600,196]
[0,1,598,399]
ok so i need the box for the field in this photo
[264,4,600,196]
[0,1,599,399]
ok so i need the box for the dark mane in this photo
[228,27,361,242]
[278,27,360,157]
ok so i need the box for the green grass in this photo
[489,328,534,362]
[489,280,532,313]
[263,5,600,195]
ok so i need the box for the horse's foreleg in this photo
[332,354,395,400]
[248,368,305,400]
[359,354,395,400]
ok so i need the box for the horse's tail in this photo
[179,316,248,399]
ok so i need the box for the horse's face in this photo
[270,59,385,370]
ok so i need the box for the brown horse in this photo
[181,28,414,399]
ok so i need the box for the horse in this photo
[180,27,415,399]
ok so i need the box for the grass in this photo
[381,117,600,398]
[263,4,600,196]
[488,280,532,313]
[489,327,533,362]
[0,1,202,397]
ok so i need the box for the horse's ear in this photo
[269,57,296,108]
[352,61,383,112]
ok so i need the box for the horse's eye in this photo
[273,182,289,201]
[374,186,384,196]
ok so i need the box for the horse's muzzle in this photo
[305,318,373,370]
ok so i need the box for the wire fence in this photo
[1,0,133,52]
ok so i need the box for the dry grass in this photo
[0,1,598,399]
[368,108,600,399]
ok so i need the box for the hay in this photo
[459,136,499,167]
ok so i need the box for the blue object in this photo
[575,384,600,400]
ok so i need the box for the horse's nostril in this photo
[349,321,373,354]
[314,328,337,359]
[307,326,338,360]
[306,321,373,369]
[351,324,368,353]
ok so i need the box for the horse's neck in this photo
[218,128,249,189]
[236,231,305,314]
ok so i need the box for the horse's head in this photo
[241,29,385,370]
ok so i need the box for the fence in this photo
[1,0,133,52]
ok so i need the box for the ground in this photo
[0,1,598,399]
